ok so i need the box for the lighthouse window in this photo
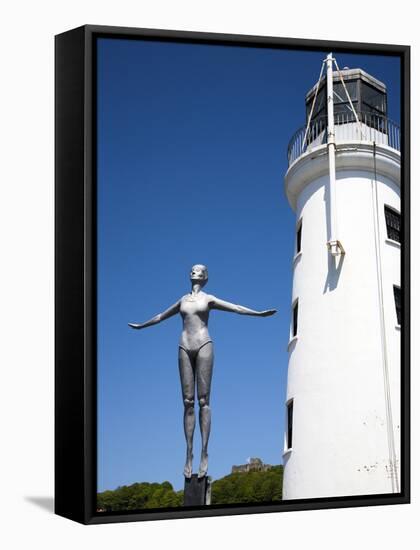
[333,80,358,120]
[287,401,294,449]
[361,81,386,116]
[385,205,401,243]
[393,286,401,326]
[296,220,302,254]
[292,301,298,337]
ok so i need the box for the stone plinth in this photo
[183,475,211,506]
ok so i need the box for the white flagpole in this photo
[326,52,344,256]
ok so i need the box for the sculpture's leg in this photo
[179,347,195,478]
[196,342,214,478]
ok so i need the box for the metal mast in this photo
[326,52,345,256]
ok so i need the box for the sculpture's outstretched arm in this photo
[128,300,181,329]
[208,295,276,317]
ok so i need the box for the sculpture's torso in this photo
[179,292,212,353]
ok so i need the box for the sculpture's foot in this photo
[184,453,193,478]
[198,451,208,478]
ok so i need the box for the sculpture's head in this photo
[190,264,208,286]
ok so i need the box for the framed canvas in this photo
[55,24,410,524]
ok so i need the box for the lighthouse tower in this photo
[282,55,401,499]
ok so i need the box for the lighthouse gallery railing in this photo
[287,111,400,166]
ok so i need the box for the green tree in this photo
[97,465,283,512]
[211,466,283,505]
[97,480,183,512]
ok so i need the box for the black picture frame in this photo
[55,24,410,525]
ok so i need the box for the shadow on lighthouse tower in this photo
[282,55,401,500]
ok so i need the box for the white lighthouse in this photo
[282,55,401,499]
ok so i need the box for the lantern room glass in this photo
[305,70,387,126]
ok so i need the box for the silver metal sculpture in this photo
[129,264,276,479]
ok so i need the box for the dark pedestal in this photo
[183,474,211,506]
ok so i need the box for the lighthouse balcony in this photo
[287,111,400,167]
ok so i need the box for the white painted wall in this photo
[283,143,400,499]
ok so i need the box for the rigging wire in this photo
[333,59,366,139]
[301,60,326,153]
[371,141,400,493]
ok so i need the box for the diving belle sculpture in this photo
[129,264,276,479]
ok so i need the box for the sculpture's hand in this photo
[128,323,143,329]
[259,309,277,317]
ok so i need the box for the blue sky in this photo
[97,37,400,492]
